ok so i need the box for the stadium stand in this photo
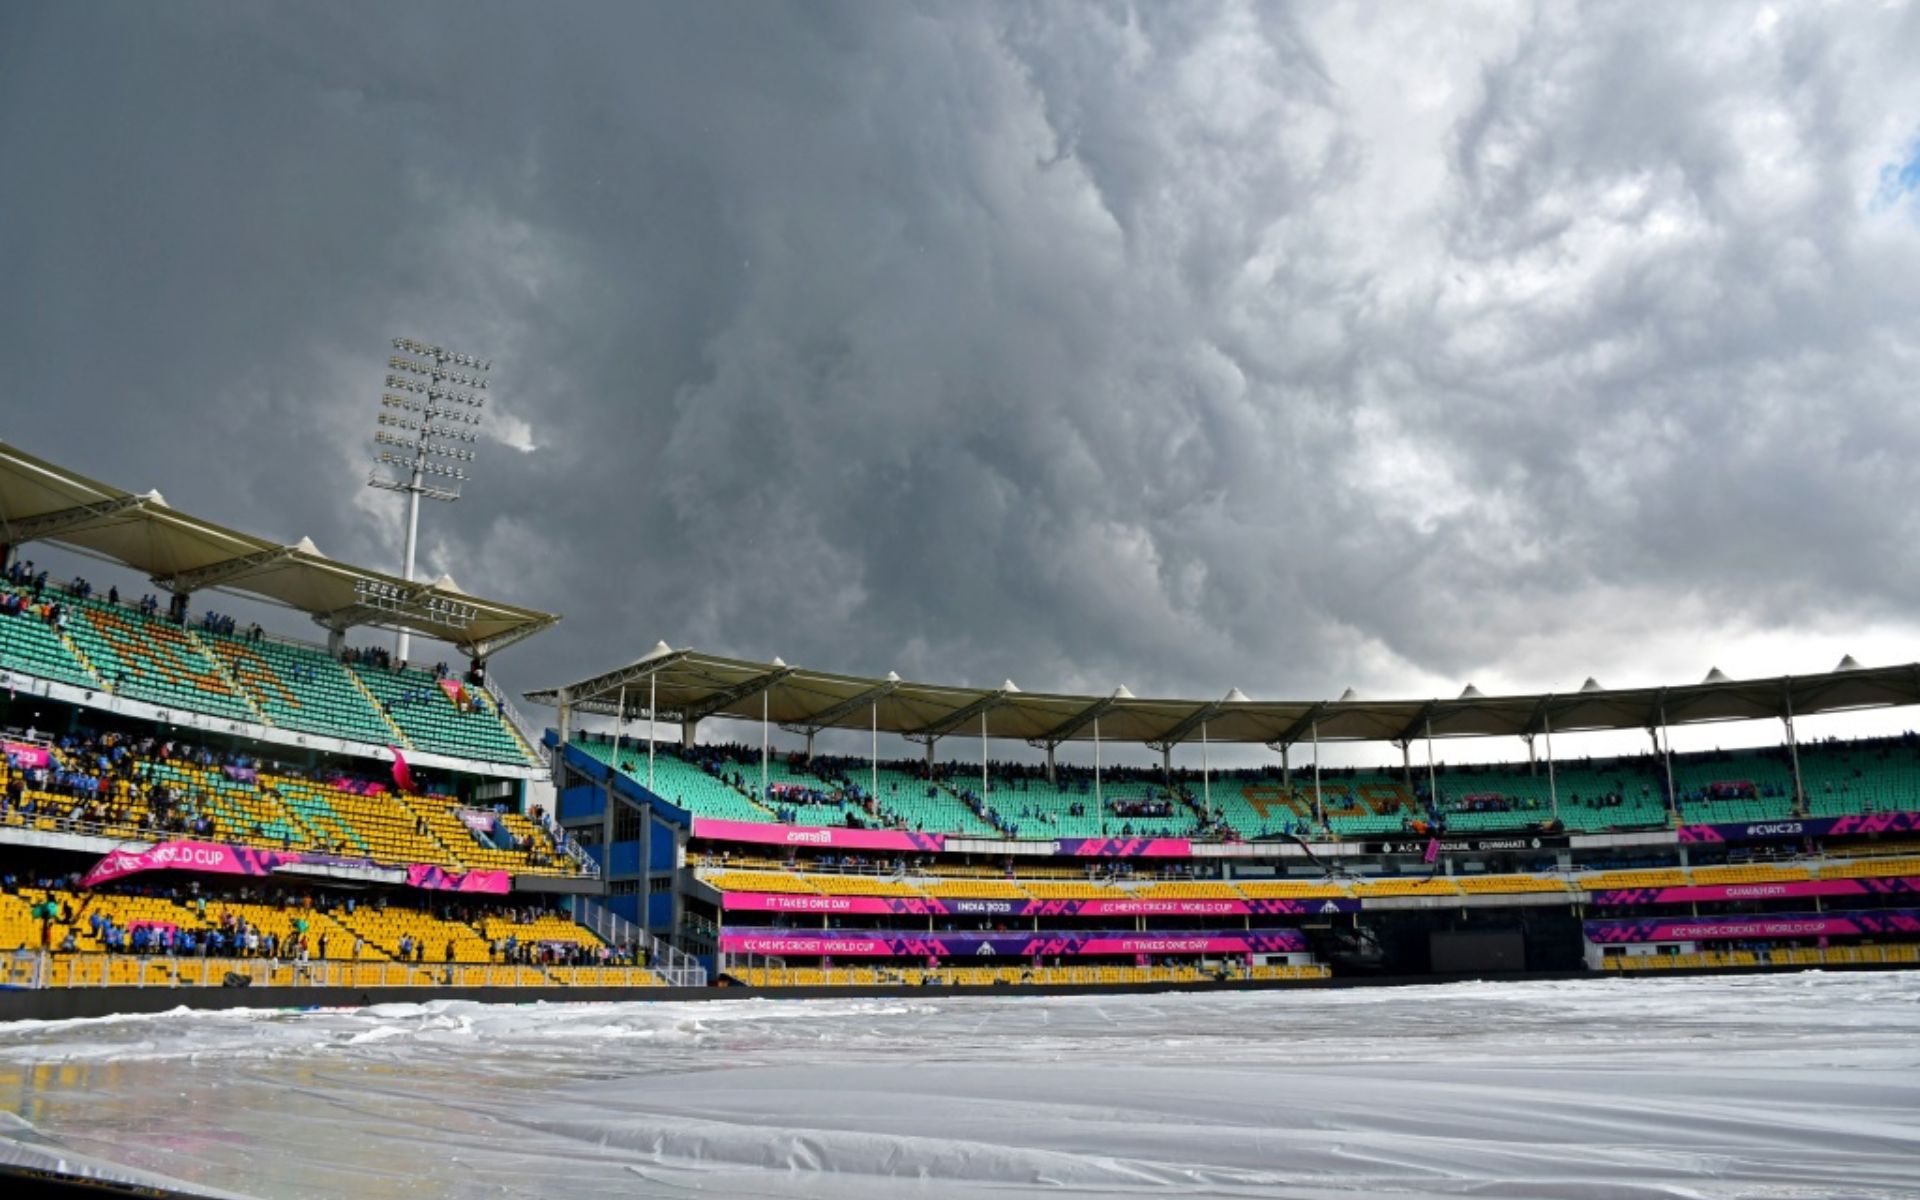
[871,766,1001,836]
[0,732,586,878]
[1601,945,1920,972]
[0,587,99,688]
[202,629,398,745]
[962,770,1192,839]
[1667,746,1798,824]
[572,738,776,822]
[0,883,658,987]
[1433,758,1672,833]
[1,578,540,768]
[348,659,536,766]
[62,595,256,721]
[648,731,1920,843]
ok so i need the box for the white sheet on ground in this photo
[0,973,1915,1199]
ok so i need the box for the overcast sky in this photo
[4,2,1920,763]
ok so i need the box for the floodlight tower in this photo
[368,337,491,661]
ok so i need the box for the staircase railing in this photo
[534,806,599,876]
[482,675,545,762]
[565,895,706,987]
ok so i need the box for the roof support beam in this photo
[1518,694,1555,740]
[151,544,300,596]
[780,675,901,736]
[1268,701,1330,751]
[1148,698,1231,751]
[677,665,796,724]
[905,689,1012,744]
[522,649,691,713]
[463,614,563,663]
[1,492,153,544]
[1641,686,1670,732]
[1390,700,1439,748]
[1030,690,1127,749]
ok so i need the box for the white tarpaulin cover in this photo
[0,974,1916,1198]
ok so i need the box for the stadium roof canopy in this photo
[525,646,1920,748]
[0,439,557,658]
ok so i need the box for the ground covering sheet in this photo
[0,973,1915,1198]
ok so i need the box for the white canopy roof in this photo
[0,438,558,658]
[526,646,1920,748]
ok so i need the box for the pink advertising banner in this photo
[1590,877,1920,905]
[1586,909,1920,943]
[718,892,1358,917]
[405,864,511,894]
[719,928,1307,958]
[691,817,946,853]
[2,741,51,769]
[83,838,514,894]
[1056,837,1194,858]
[82,840,269,886]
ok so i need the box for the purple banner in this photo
[1677,811,1920,843]
[405,863,511,894]
[1056,837,1193,858]
[1585,909,1920,943]
[720,927,1308,958]
[692,816,946,853]
[222,765,258,784]
[719,892,1359,917]
[83,838,517,893]
[1591,877,1920,906]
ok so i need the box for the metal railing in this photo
[483,674,546,760]
[532,805,599,876]
[0,949,675,991]
[565,896,707,987]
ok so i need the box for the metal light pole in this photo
[368,337,491,662]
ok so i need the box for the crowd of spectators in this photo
[5,872,632,966]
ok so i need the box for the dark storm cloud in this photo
[3,0,1919,719]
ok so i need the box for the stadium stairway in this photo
[202,629,401,747]
[348,662,534,767]
[0,589,104,689]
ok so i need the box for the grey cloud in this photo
[2,0,1918,732]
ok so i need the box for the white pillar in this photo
[611,684,626,772]
[980,709,989,801]
[1201,721,1211,822]
[1660,703,1677,818]
[1094,716,1103,830]
[1544,706,1559,821]
[1425,717,1438,813]
[1783,685,1804,813]
[1311,720,1323,828]
[760,690,769,806]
